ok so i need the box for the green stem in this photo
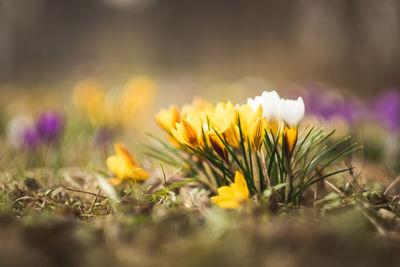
[285,156,293,203]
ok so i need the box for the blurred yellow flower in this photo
[120,76,156,126]
[155,105,180,132]
[106,143,150,185]
[73,79,108,125]
[211,171,249,209]
[72,76,156,128]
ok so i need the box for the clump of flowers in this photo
[7,111,64,150]
[150,91,361,208]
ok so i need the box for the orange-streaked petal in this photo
[114,143,136,165]
[127,167,150,181]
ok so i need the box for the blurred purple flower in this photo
[94,127,114,148]
[305,89,362,124]
[6,111,65,151]
[372,89,400,131]
[35,112,64,143]
[22,127,41,149]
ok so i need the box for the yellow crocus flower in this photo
[211,171,249,209]
[106,143,150,185]
[171,113,204,148]
[237,104,265,150]
[155,105,181,132]
[209,101,237,132]
[208,132,228,161]
[283,126,298,158]
[208,101,240,148]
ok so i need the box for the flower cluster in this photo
[152,90,359,209]
[156,91,304,157]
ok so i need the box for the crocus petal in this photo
[234,171,247,190]
[109,178,122,186]
[211,171,249,209]
[213,199,240,209]
[106,143,150,182]
[155,105,180,132]
[278,97,305,127]
[106,155,133,178]
[127,167,150,181]
[217,186,235,198]
[115,143,136,165]
[284,127,298,158]
[231,184,248,200]
[247,90,281,120]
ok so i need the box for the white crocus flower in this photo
[247,91,305,160]
[247,90,281,121]
[278,97,305,127]
[247,90,305,127]
[247,96,261,111]
[6,114,34,148]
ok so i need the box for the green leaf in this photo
[304,167,353,188]
[263,183,287,197]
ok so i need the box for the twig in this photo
[89,188,102,213]
[384,176,400,195]
[324,180,342,194]
[13,196,35,204]
[60,185,109,198]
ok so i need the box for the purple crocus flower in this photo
[372,89,400,131]
[35,112,64,143]
[22,127,41,149]
[7,111,65,151]
[305,89,362,124]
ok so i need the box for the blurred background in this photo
[1,3,400,266]
[1,0,400,93]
